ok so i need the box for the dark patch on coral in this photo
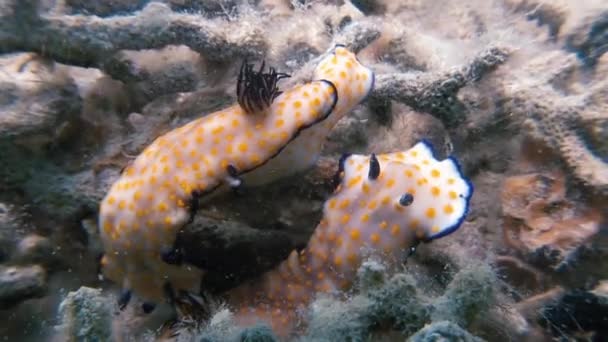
[174,216,295,294]
[539,289,608,340]
[565,10,608,67]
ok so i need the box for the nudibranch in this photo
[225,141,473,336]
[243,45,375,185]
[98,59,339,307]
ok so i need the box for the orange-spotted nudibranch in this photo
[243,45,375,185]
[98,58,340,310]
[225,141,473,337]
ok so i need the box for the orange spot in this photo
[361,214,370,222]
[338,199,350,209]
[431,187,440,196]
[164,216,172,225]
[381,196,391,205]
[293,101,302,108]
[444,204,454,214]
[405,170,413,178]
[432,226,441,233]
[410,151,418,157]
[118,201,126,210]
[107,197,116,205]
[391,224,400,236]
[362,183,370,193]
[238,143,248,152]
[350,228,361,240]
[340,214,351,224]
[370,233,380,244]
[426,207,436,219]
[133,191,142,201]
[211,126,224,134]
[367,200,377,210]
[431,169,440,178]
[275,119,284,128]
[347,175,362,187]
[157,202,168,211]
[409,219,419,229]
[339,71,347,79]
[379,221,388,229]
[449,191,458,199]
[328,199,337,209]
[102,222,112,234]
[386,178,396,187]
[448,178,455,185]
[333,256,342,267]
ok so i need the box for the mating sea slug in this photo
[225,142,473,336]
[243,45,375,185]
[97,46,374,308]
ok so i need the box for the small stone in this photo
[13,234,53,265]
[55,287,113,342]
[0,265,47,309]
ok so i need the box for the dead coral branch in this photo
[0,1,267,68]
[371,46,510,127]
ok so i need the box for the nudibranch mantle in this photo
[227,141,473,336]
[98,78,338,302]
[243,45,375,185]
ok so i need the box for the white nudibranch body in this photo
[98,74,338,303]
[227,141,473,336]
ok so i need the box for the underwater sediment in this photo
[0,0,607,341]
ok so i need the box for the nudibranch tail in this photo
[314,45,375,123]
[237,60,291,114]
[227,141,473,336]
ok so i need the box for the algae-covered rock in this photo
[408,321,485,342]
[0,265,47,309]
[431,264,496,327]
[55,287,113,342]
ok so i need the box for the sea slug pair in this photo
[97,46,375,307]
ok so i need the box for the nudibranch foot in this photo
[225,164,245,195]
[237,59,291,115]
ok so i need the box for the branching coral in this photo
[370,46,510,127]
[502,51,608,194]
[0,1,267,69]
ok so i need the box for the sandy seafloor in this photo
[0,0,607,341]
